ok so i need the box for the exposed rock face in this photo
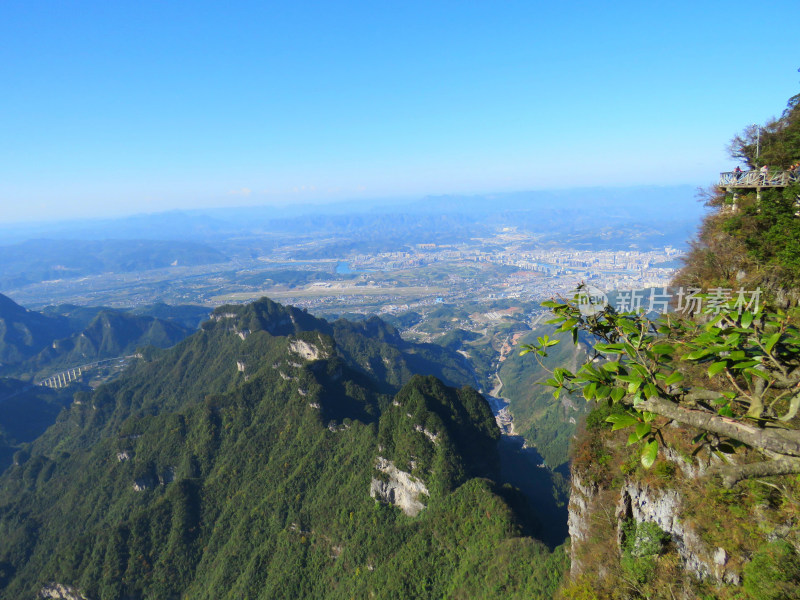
[116,451,131,462]
[370,457,429,517]
[567,473,597,576]
[211,312,237,321]
[132,477,153,492]
[132,467,175,492]
[39,582,91,599]
[568,462,742,586]
[289,339,327,361]
[617,482,708,580]
[413,424,439,444]
[236,360,246,372]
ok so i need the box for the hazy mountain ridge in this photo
[0,239,227,288]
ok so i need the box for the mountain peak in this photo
[0,293,27,317]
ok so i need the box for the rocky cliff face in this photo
[564,413,799,598]
[370,457,429,516]
[39,583,91,600]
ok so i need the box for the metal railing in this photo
[719,169,800,188]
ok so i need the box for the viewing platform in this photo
[719,169,800,190]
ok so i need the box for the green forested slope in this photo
[18,310,193,380]
[498,325,589,470]
[0,293,73,366]
[0,298,566,599]
[0,378,72,470]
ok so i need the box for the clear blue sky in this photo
[1,0,798,223]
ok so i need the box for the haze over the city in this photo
[2,0,799,223]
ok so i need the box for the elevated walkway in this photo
[719,169,799,190]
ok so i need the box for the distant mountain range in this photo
[0,184,705,245]
[0,239,227,289]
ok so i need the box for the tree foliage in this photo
[522,291,800,487]
[728,92,800,169]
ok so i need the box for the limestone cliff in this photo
[564,409,800,598]
[370,457,429,516]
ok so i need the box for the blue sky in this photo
[1,0,799,223]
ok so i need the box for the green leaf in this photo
[595,385,611,399]
[746,368,771,381]
[741,311,753,328]
[610,387,626,403]
[664,372,684,386]
[651,344,675,355]
[717,405,734,418]
[606,414,638,430]
[641,440,658,469]
[635,422,651,439]
[765,332,780,354]
[559,318,578,332]
[583,383,597,401]
[732,361,759,370]
[705,314,725,330]
[683,349,709,361]
[627,432,641,446]
[708,361,727,377]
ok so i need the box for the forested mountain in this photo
[38,303,211,334]
[0,378,72,471]
[0,293,73,366]
[17,310,192,380]
[498,325,590,471]
[0,298,565,599]
[0,296,210,381]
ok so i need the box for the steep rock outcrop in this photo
[370,457,429,516]
[615,480,739,584]
[566,473,597,577]
[38,583,91,600]
[565,416,797,596]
